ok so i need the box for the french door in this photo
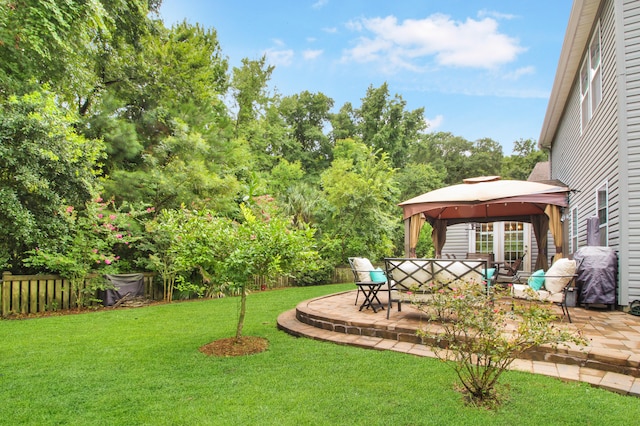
[471,221,530,271]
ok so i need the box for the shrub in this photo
[415,283,586,407]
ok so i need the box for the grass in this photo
[1,283,639,425]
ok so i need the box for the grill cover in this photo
[573,246,617,305]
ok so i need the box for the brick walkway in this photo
[277,290,640,397]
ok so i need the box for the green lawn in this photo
[1,283,638,425]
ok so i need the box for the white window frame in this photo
[570,206,578,253]
[580,22,602,133]
[596,181,608,246]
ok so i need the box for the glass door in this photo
[471,221,529,271]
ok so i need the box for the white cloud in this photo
[303,49,323,60]
[264,48,295,67]
[342,14,525,71]
[425,114,444,131]
[478,9,517,20]
[503,65,535,80]
[312,0,328,10]
[323,26,338,34]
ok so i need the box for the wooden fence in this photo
[0,272,157,317]
[1,267,354,317]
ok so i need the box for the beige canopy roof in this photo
[399,176,571,270]
[399,176,570,223]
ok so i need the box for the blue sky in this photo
[159,1,573,154]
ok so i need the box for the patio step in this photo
[277,290,640,397]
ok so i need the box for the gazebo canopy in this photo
[399,176,571,270]
[399,176,570,223]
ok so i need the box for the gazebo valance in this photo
[399,176,571,270]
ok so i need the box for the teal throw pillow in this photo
[482,268,496,281]
[369,267,387,283]
[528,269,545,291]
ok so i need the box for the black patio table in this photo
[356,282,385,313]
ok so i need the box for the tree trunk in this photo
[235,284,247,340]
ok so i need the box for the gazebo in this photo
[399,176,571,271]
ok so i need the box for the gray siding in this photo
[551,0,629,303]
[442,224,470,258]
[622,0,640,302]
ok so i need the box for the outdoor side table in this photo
[356,282,385,313]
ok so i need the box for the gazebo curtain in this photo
[545,204,564,263]
[408,213,425,257]
[431,219,447,258]
[531,214,549,271]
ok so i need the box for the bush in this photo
[415,283,586,408]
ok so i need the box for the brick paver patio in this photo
[277,289,640,397]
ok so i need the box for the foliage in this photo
[215,203,320,339]
[0,89,103,271]
[502,139,548,180]
[319,139,398,263]
[0,2,552,282]
[23,197,141,307]
[416,283,586,407]
[141,208,232,302]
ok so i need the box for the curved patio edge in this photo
[277,290,640,398]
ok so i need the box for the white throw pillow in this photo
[353,257,375,282]
[544,258,577,293]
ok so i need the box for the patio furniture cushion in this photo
[545,259,577,293]
[528,269,545,291]
[482,268,496,281]
[352,257,375,282]
[369,268,386,283]
[394,260,433,288]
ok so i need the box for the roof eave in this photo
[538,0,601,150]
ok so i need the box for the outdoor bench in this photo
[383,258,491,319]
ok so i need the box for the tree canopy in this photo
[0,2,548,275]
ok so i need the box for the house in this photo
[538,0,634,306]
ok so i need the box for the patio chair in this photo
[495,251,526,283]
[348,257,390,311]
[511,258,580,322]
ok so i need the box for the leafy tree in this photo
[356,83,426,168]
[91,22,243,213]
[216,203,318,339]
[467,137,504,178]
[279,90,334,176]
[0,89,103,271]
[231,56,275,134]
[501,138,548,180]
[319,139,398,263]
[0,0,158,99]
[329,102,357,141]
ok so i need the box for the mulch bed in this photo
[199,336,269,357]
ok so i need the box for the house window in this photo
[597,182,608,246]
[570,207,578,253]
[502,221,526,265]
[580,23,602,132]
[474,223,494,253]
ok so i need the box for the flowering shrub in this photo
[415,282,586,407]
[23,197,142,307]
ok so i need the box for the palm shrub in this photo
[415,283,586,407]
